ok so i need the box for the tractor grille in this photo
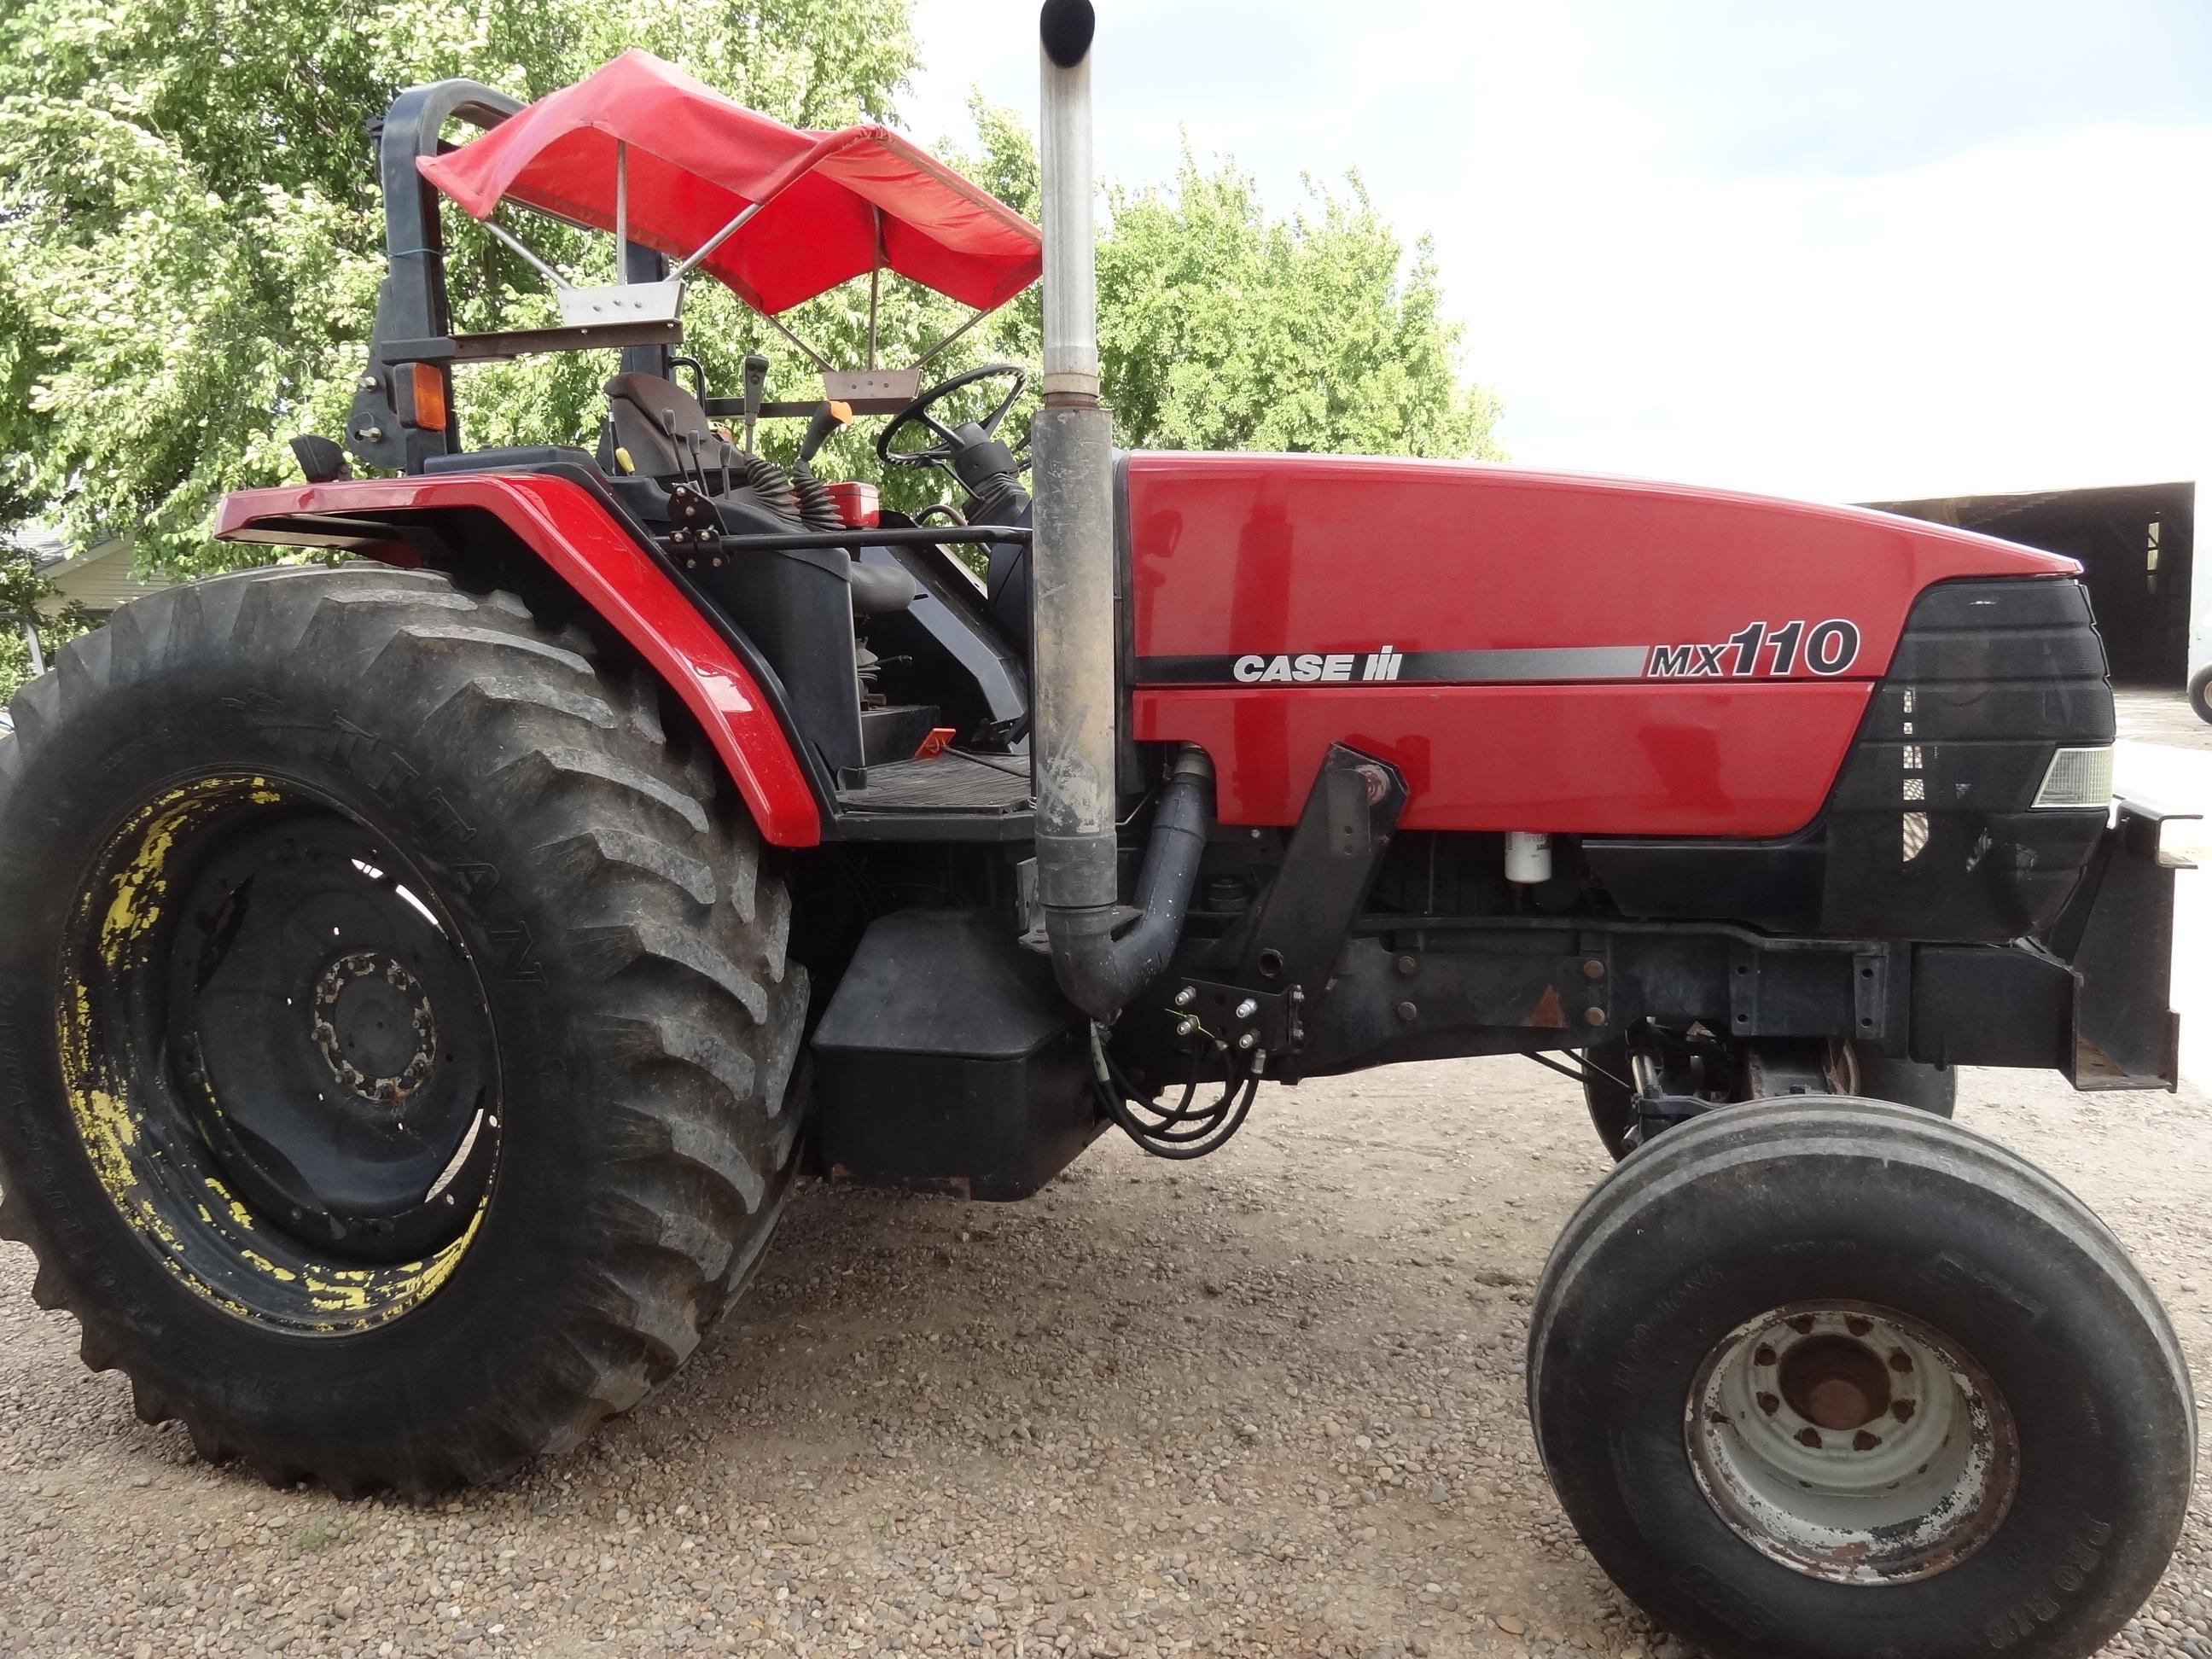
[1821,577,2113,941]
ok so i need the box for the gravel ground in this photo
[2116,686,2212,755]
[3,1052,2210,1659]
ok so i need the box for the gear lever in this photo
[740,354,770,455]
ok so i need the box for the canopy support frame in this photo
[670,200,766,281]
[483,213,577,294]
[613,140,628,271]
[347,64,1044,475]
[761,311,836,373]
[866,207,885,371]
[912,304,998,372]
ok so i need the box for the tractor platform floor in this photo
[830,749,1033,841]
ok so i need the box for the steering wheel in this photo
[876,364,1028,469]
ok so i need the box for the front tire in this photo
[1581,1038,1953,1160]
[2190,664,2212,725]
[1528,1097,2193,1659]
[0,566,807,1493]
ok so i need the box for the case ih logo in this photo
[1645,619,1860,679]
[1138,626,1864,687]
[1231,648,1405,683]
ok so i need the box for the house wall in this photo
[38,542,168,615]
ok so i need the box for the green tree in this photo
[1,12,1498,598]
[940,101,1496,463]
[1097,155,1499,457]
[0,474,95,703]
[0,542,47,702]
[0,0,919,572]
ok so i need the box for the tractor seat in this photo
[844,559,921,617]
[604,371,722,480]
[602,371,915,617]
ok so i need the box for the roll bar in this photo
[345,79,683,474]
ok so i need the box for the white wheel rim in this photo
[1685,1300,2018,1584]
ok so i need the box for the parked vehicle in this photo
[0,9,2189,1657]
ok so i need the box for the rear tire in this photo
[1581,1038,1953,1161]
[0,566,807,1493]
[2190,664,2212,725]
[1528,1097,2193,1659]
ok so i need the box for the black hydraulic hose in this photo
[1044,746,1214,1022]
[1090,1025,1261,1161]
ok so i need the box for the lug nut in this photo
[1234,997,1258,1020]
[1175,1017,1197,1037]
[1172,987,1196,1009]
[1237,1031,1257,1050]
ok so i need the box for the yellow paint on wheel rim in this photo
[59,774,491,1334]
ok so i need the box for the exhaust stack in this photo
[1037,0,1100,405]
[1030,0,1214,1020]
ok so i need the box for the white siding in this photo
[38,542,169,614]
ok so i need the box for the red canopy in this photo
[418,49,1042,317]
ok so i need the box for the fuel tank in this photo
[1123,451,2082,838]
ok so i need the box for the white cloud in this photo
[906,0,2212,504]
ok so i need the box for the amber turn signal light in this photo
[403,362,448,432]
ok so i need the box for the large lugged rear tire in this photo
[0,565,807,1493]
[1528,1097,2193,1659]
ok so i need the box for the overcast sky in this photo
[904,0,2212,504]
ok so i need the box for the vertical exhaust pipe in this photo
[1033,0,1114,921]
[1031,0,1214,1021]
[1037,0,1101,410]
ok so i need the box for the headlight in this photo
[2031,745,2114,810]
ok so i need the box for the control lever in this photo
[740,354,770,454]
[798,399,854,466]
[661,408,709,496]
[685,427,710,495]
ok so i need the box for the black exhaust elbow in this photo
[1045,747,1214,1022]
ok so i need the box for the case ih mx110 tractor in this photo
[0,7,2194,1655]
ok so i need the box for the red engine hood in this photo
[1123,451,2081,836]
[1126,451,2074,672]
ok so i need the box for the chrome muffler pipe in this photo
[1030,0,1214,1019]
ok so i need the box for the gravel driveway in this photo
[3,1052,2209,1659]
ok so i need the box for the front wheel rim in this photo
[1685,1300,2018,1584]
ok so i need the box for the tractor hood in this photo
[1121,450,2081,835]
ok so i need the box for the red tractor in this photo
[0,7,2192,1656]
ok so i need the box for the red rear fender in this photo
[215,473,822,847]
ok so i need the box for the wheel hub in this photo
[166,812,498,1264]
[1777,1332,1894,1430]
[312,951,439,1103]
[1686,1301,2017,1583]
